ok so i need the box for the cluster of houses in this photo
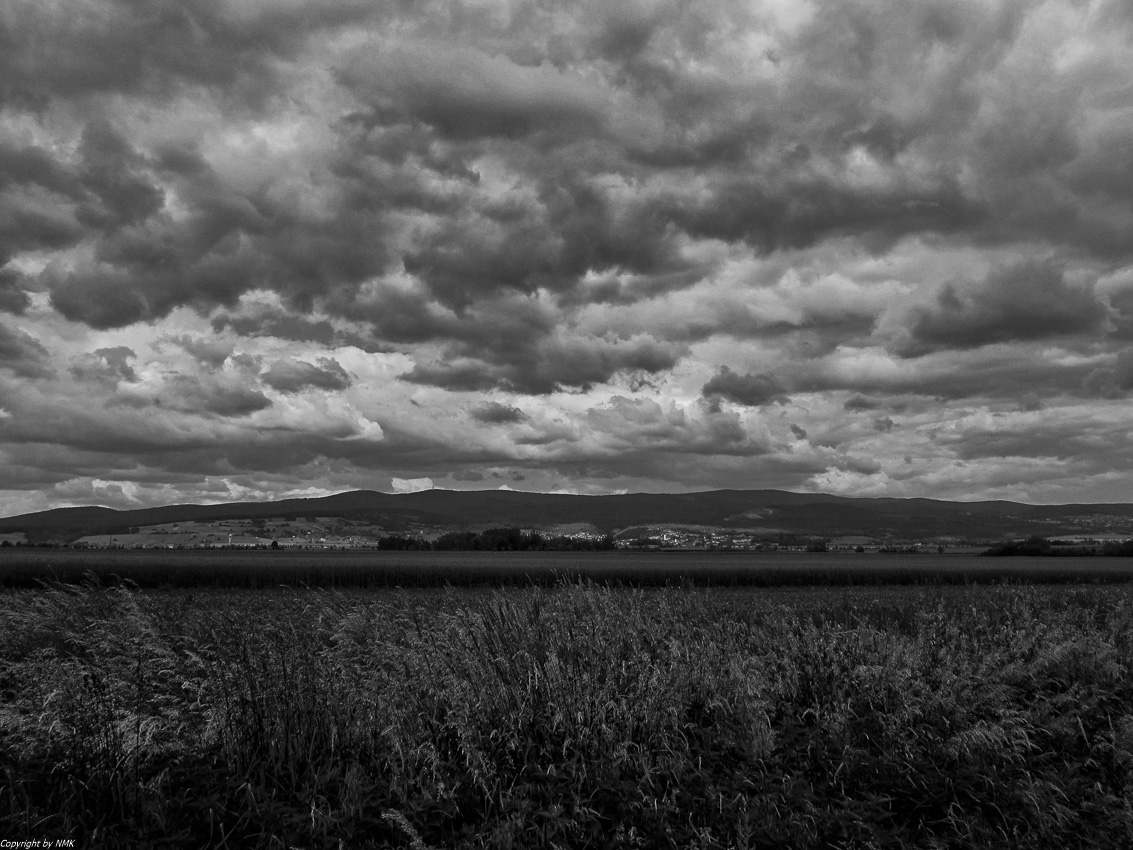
[613,529,965,552]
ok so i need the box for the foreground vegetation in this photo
[2,582,1133,848]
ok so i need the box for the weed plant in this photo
[2,582,1132,848]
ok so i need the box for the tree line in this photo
[378,527,615,551]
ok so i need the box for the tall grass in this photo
[2,582,1133,847]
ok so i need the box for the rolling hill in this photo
[3,489,1133,544]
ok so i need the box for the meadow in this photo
[2,548,1133,588]
[2,577,1133,848]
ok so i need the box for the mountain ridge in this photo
[4,488,1133,543]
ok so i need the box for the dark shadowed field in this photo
[3,571,1133,848]
[1,548,1132,588]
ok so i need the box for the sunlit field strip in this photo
[1,548,1132,587]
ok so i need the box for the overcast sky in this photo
[1,0,1132,514]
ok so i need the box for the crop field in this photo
[2,548,1133,588]
[3,580,1133,848]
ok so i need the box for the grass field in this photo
[3,579,1133,848]
[2,548,1133,588]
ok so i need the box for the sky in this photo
[1,0,1133,515]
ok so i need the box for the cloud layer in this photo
[2,0,1133,513]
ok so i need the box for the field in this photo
[3,575,1133,848]
[3,548,1133,588]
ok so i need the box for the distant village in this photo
[0,516,1055,553]
[50,517,620,552]
[3,511,1132,553]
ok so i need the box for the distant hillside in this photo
[4,489,1133,544]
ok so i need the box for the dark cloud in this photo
[46,261,152,329]
[403,326,683,395]
[702,366,786,407]
[841,455,883,476]
[335,282,462,346]
[514,334,681,394]
[42,176,389,330]
[844,395,882,411]
[212,310,338,346]
[941,418,1126,464]
[0,187,86,259]
[873,417,896,433]
[210,306,384,352]
[36,117,403,328]
[0,122,163,277]
[399,216,566,308]
[0,0,373,106]
[166,335,234,368]
[75,121,165,231]
[470,402,526,424]
[583,396,763,458]
[0,267,29,315]
[341,42,614,142]
[895,261,1108,357]
[790,423,808,440]
[261,358,351,393]
[1114,350,1133,391]
[1106,284,1133,340]
[793,342,1106,403]
[386,174,686,316]
[191,385,272,418]
[664,176,984,256]
[0,141,87,257]
[400,360,499,393]
[0,321,50,378]
[0,139,76,195]
[152,375,272,418]
[1083,348,1133,398]
[69,347,137,384]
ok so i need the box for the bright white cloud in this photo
[391,477,434,494]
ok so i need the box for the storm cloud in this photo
[0,321,50,378]
[261,358,351,394]
[892,261,1109,357]
[1,0,1133,513]
[470,402,527,424]
[702,367,787,407]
